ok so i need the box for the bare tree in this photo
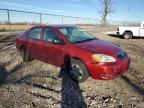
[100,0,115,26]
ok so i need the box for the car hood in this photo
[74,39,122,56]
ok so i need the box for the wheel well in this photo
[63,56,85,67]
[20,45,26,51]
[64,55,82,63]
[64,55,70,63]
[123,30,133,36]
[70,57,85,64]
[71,57,81,61]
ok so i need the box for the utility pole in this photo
[62,16,63,24]
[125,7,130,26]
[7,9,11,36]
[40,13,42,24]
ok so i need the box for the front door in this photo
[42,28,65,66]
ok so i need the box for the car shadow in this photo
[107,34,144,39]
[0,62,23,86]
[121,76,144,100]
[0,65,8,86]
[58,69,87,108]
[133,37,144,39]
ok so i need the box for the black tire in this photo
[123,32,132,39]
[67,58,89,83]
[20,47,32,62]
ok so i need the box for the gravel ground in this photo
[0,28,144,108]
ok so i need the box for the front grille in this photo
[116,51,128,60]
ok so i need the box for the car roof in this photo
[31,24,76,29]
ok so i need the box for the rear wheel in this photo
[20,47,32,62]
[67,59,89,83]
[123,32,133,39]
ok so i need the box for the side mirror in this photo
[52,39,65,45]
[28,33,33,38]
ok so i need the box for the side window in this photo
[44,29,62,43]
[28,28,42,39]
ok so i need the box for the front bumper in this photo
[86,58,130,80]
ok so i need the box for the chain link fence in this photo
[0,8,140,35]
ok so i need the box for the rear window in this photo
[28,28,42,39]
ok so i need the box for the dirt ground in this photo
[0,28,144,108]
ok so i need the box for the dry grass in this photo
[0,24,117,33]
[0,24,33,31]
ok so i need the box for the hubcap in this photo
[70,64,83,81]
[125,34,130,39]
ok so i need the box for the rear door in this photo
[42,28,65,66]
[27,27,43,60]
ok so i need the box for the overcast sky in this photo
[0,0,144,22]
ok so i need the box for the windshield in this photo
[59,27,96,43]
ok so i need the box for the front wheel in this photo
[68,59,89,83]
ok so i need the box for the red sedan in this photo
[16,25,130,83]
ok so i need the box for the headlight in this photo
[92,54,116,63]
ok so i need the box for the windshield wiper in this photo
[73,38,96,43]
